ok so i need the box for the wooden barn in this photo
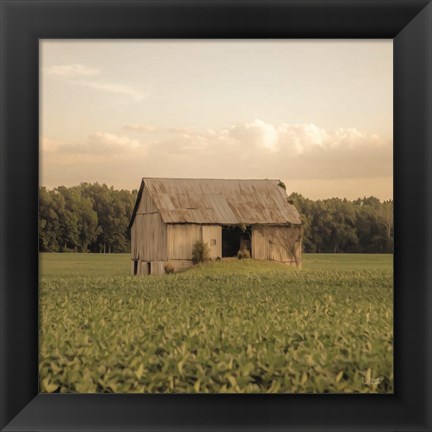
[129,178,303,275]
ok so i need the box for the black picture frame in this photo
[1,0,431,431]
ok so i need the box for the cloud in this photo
[44,64,100,78]
[69,132,145,158]
[230,119,279,152]
[275,123,386,156]
[41,137,63,153]
[123,124,159,133]
[40,121,392,199]
[167,127,198,135]
[44,64,149,102]
[277,123,328,154]
[76,81,149,102]
[147,120,392,179]
[85,132,143,152]
[42,133,145,157]
[156,119,388,158]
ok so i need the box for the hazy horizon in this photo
[40,40,393,200]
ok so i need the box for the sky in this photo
[40,40,393,200]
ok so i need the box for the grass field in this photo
[39,253,393,393]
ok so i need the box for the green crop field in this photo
[39,253,393,394]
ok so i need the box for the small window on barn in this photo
[211,239,216,246]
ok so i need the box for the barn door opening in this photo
[222,226,252,257]
[133,260,138,275]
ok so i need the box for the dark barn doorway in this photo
[222,226,252,257]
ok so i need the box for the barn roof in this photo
[130,178,302,227]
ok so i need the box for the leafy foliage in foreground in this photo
[39,260,393,394]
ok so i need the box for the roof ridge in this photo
[142,177,281,181]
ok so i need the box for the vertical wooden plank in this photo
[167,224,202,260]
[150,261,166,275]
[140,261,149,276]
[130,223,138,260]
[135,213,167,262]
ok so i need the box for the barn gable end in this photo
[131,183,167,275]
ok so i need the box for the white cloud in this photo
[146,120,392,180]
[44,64,100,78]
[223,120,387,157]
[123,124,159,133]
[277,123,329,154]
[159,119,388,158]
[229,119,279,152]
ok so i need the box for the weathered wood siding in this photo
[167,224,201,260]
[139,261,150,275]
[201,225,222,259]
[137,186,158,214]
[131,186,167,263]
[132,213,167,261]
[131,222,138,260]
[150,261,166,275]
[167,224,221,260]
[252,225,302,266]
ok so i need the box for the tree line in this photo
[287,193,393,253]
[39,183,137,253]
[39,183,393,254]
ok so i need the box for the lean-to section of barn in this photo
[252,225,302,267]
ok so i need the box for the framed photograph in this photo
[39,39,395,394]
[1,0,431,431]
